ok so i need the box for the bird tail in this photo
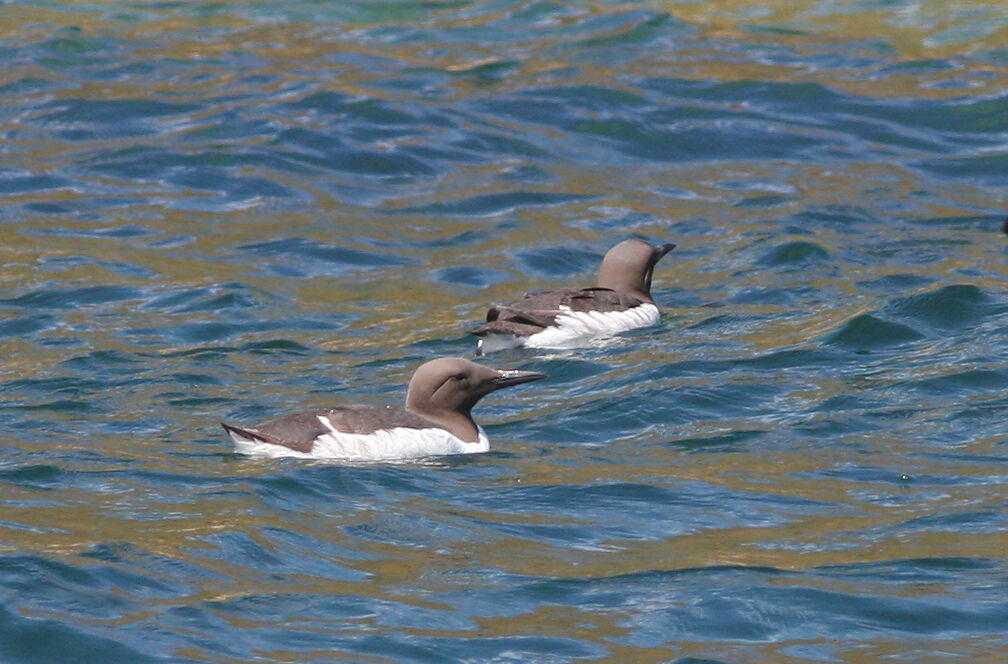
[220,422,267,443]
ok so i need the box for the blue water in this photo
[2,1,1008,661]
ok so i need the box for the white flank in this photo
[228,417,489,462]
[479,303,660,352]
[477,334,526,354]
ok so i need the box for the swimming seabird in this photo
[472,239,676,354]
[221,357,545,461]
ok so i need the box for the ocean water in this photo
[2,1,1007,661]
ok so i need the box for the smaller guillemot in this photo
[221,357,545,462]
[472,239,676,354]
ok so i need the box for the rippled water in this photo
[2,1,1008,661]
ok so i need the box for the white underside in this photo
[229,418,489,462]
[479,303,660,354]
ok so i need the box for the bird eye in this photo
[454,373,467,381]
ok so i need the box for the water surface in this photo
[2,1,1008,662]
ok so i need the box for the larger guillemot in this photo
[222,357,545,461]
[472,239,676,354]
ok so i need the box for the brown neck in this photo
[626,287,654,303]
[597,277,653,303]
[408,406,480,443]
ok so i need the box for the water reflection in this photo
[2,1,1007,662]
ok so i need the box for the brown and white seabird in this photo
[222,357,545,461]
[472,238,676,354]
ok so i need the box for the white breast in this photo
[229,419,489,462]
[479,303,659,352]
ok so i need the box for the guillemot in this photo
[221,357,545,461]
[472,239,676,354]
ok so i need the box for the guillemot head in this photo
[596,239,676,303]
[405,358,546,439]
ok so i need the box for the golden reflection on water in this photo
[4,1,1007,93]
[2,2,1006,661]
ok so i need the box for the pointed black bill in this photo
[490,369,547,389]
[645,242,676,290]
[654,242,677,260]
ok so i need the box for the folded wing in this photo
[222,405,434,453]
[473,287,644,337]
